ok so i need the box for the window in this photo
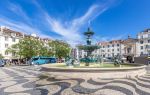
[5,44,8,48]
[127,48,131,53]
[148,34,150,38]
[148,40,150,43]
[117,44,120,47]
[112,49,114,52]
[112,44,114,47]
[148,61,150,64]
[140,52,143,55]
[141,35,143,39]
[117,48,120,51]
[141,46,143,49]
[140,41,143,44]
[12,38,16,42]
[102,50,105,52]
[5,51,8,55]
[12,52,16,56]
[5,36,8,41]
[146,45,149,49]
[108,45,110,48]
[108,49,110,52]
[103,46,105,48]
[112,53,114,57]
[148,51,150,56]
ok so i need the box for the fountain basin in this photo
[41,63,146,78]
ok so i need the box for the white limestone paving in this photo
[0,65,149,95]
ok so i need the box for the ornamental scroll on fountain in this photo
[78,27,100,66]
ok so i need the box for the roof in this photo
[0,26,52,41]
[122,38,138,43]
[138,28,150,35]
[2,28,23,37]
[98,40,122,45]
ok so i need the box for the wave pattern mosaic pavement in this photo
[0,66,150,95]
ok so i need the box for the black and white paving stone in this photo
[0,65,150,95]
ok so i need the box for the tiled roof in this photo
[98,40,122,45]
[0,26,52,41]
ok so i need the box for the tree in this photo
[6,37,71,59]
[6,37,48,59]
[48,40,71,58]
[37,41,53,57]
[6,43,20,59]
[0,54,3,59]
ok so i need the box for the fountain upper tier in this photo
[84,27,94,37]
[78,27,100,52]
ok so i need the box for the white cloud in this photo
[45,14,82,42]
[8,2,32,25]
[0,1,53,39]
[0,17,38,34]
[33,0,116,47]
[0,0,117,47]
[0,17,54,39]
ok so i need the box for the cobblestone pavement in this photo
[0,65,150,95]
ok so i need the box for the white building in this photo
[137,29,150,56]
[94,36,140,61]
[0,26,23,59]
[0,26,51,59]
[71,48,86,59]
[122,37,139,58]
[95,40,123,58]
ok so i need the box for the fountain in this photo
[78,27,100,66]
[41,27,146,78]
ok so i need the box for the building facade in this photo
[0,26,51,59]
[96,40,122,58]
[0,26,23,59]
[94,32,150,60]
[95,37,140,59]
[75,29,150,61]
[137,29,150,56]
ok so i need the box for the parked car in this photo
[0,59,5,67]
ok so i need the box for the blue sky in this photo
[0,0,150,46]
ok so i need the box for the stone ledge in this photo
[40,64,147,78]
[41,64,146,72]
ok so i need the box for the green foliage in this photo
[48,40,71,58]
[0,54,3,59]
[6,37,71,59]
